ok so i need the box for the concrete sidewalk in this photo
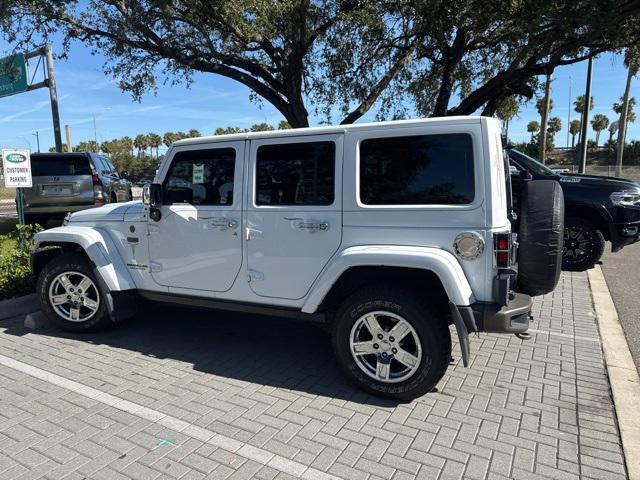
[0,272,629,480]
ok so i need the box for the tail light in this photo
[92,173,106,205]
[494,232,512,268]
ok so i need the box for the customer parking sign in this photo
[2,149,32,187]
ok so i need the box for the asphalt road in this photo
[600,241,640,373]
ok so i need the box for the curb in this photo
[0,294,39,320]
[588,266,640,480]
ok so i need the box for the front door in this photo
[148,142,244,292]
[246,134,343,299]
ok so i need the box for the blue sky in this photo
[0,38,637,154]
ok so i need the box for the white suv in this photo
[31,117,564,400]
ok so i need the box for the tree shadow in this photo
[2,303,403,408]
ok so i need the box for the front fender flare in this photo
[302,245,475,314]
[32,226,135,292]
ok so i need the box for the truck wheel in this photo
[562,217,605,272]
[37,253,112,332]
[332,285,451,401]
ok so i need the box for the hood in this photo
[559,173,640,191]
[68,201,144,223]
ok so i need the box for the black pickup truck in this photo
[508,149,640,271]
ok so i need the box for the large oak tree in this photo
[2,0,640,126]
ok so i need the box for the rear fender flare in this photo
[302,245,475,313]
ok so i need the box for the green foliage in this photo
[4,0,640,126]
[0,224,42,299]
[495,96,520,123]
[574,95,595,115]
[547,117,562,136]
[613,97,636,123]
[591,114,610,145]
[536,97,553,117]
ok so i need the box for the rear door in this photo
[246,134,343,300]
[25,154,94,207]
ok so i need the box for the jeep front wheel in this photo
[332,285,451,401]
[37,253,112,332]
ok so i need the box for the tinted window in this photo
[256,141,335,206]
[359,133,474,205]
[164,148,235,205]
[31,155,92,176]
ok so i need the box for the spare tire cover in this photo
[517,180,564,296]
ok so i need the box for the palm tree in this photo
[163,132,178,148]
[617,46,640,175]
[121,136,134,156]
[188,129,201,138]
[278,120,292,130]
[527,121,540,142]
[613,97,636,125]
[214,126,243,135]
[249,123,275,132]
[569,120,581,148]
[547,117,562,137]
[574,95,594,145]
[495,96,520,140]
[133,134,148,158]
[147,133,162,159]
[590,114,609,146]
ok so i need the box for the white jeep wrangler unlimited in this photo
[32,117,564,400]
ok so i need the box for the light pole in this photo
[32,131,40,152]
[566,75,572,148]
[93,107,111,150]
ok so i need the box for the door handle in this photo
[209,218,238,229]
[284,217,329,232]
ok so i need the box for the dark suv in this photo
[23,152,133,225]
[509,149,640,271]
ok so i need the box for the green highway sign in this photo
[0,53,28,99]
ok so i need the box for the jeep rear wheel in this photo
[37,253,112,332]
[332,285,450,401]
[562,217,605,271]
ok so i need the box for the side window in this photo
[93,156,109,175]
[359,133,474,205]
[103,157,117,176]
[163,148,235,206]
[255,141,335,206]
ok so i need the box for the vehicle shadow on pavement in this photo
[2,303,405,408]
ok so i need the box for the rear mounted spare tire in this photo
[516,180,564,297]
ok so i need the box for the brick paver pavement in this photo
[0,272,628,480]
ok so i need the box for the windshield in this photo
[509,149,556,176]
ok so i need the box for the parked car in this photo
[31,117,564,400]
[508,148,640,271]
[23,152,134,225]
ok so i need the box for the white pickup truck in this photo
[31,116,564,400]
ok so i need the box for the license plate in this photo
[43,184,73,195]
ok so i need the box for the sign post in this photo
[2,149,33,224]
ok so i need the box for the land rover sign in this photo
[2,149,32,187]
[0,53,28,99]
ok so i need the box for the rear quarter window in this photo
[31,155,92,176]
[359,133,474,205]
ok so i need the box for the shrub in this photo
[0,224,42,300]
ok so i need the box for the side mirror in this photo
[143,183,163,206]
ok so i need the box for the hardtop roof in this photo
[173,116,484,147]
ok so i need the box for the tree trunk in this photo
[539,73,552,163]
[571,134,575,148]
[616,65,633,176]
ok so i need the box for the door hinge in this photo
[248,269,264,282]
[149,261,163,272]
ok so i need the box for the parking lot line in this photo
[0,353,343,480]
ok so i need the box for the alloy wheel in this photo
[48,271,100,322]
[349,311,423,383]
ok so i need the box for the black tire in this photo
[562,217,606,272]
[332,285,451,401]
[517,180,565,296]
[37,253,112,332]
